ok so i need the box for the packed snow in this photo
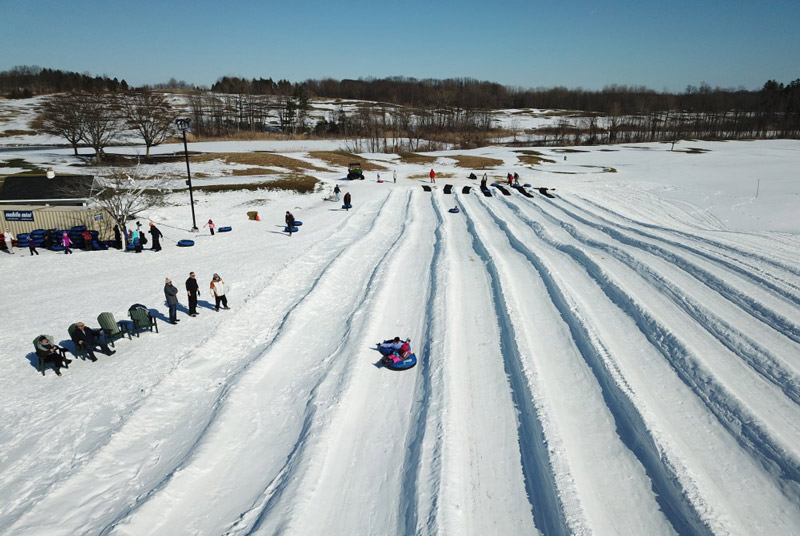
[1,137,799,536]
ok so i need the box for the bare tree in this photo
[92,167,171,246]
[40,93,86,155]
[121,91,177,157]
[81,93,122,163]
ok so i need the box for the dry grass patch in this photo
[408,172,457,180]
[192,174,319,194]
[518,154,556,166]
[230,167,277,176]
[0,129,37,137]
[449,155,503,170]
[309,151,388,171]
[397,152,438,165]
[191,152,327,172]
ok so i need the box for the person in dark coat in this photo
[113,225,122,249]
[285,211,296,236]
[343,192,352,211]
[35,335,71,375]
[71,322,114,361]
[185,271,200,317]
[334,184,341,201]
[29,240,39,256]
[149,223,163,251]
[164,277,179,324]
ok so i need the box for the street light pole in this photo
[175,118,199,231]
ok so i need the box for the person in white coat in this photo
[3,229,14,254]
[210,273,230,311]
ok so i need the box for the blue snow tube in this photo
[294,221,303,226]
[342,204,352,209]
[448,208,460,213]
[218,226,232,232]
[524,183,532,188]
[386,353,418,371]
[177,239,195,247]
[284,227,299,232]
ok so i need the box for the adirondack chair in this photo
[67,323,90,359]
[128,304,158,336]
[33,335,67,375]
[97,312,130,346]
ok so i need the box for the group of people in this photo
[377,336,413,366]
[35,322,116,376]
[115,221,163,252]
[507,172,521,187]
[164,272,230,324]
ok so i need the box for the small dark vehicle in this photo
[347,162,365,180]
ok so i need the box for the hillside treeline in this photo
[0,66,128,98]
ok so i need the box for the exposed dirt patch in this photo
[192,152,327,172]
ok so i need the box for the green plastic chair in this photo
[97,312,130,346]
[67,323,90,359]
[128,304,158,337]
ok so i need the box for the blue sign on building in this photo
[4,210,34,222]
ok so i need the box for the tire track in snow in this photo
[469,197,713,536]
[458,199,569,536]
[504,197,800,407]
[226,194,418,536]
[398,193,445,536]
[534,197,800,345]
[572,195,800,280]
[482,200,800,504]
[560,196,800,308]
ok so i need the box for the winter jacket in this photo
[334,185,340,194]
[149,226,163,239]
[186,277,199,295]
[343,193,351,205]
[164,283,179,305]
[62,234,71,247]
[71,326,101,346]
[210,279,226,297]
[35,335,58,355]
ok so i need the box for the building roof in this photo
[0,175,95,204]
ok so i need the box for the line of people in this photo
[164,272,230,324]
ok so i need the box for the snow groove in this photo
[504,198,800,407]
[472,198,713,536]
[535,197,800,344]
[572,196,800,280]
[459,199,569,536]
[399,193,445,536]
[558,196,800,308]
[496,203,800,502]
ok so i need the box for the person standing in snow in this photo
[429,168,436,184]
[185,271,200,317]
[113,226,122,249]
[285,211,296,236]
[204,219,216,235]
[210,273,230,311]
[393,170,397,183]
[29,238,39,256]
[149,223,163,251]
[164,277,180,324]
[62,232,73,254]
[3,229,14,254]
[343,191,352,211]
[334,184,341,201]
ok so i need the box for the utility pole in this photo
[175,118,199,231]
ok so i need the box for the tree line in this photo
[0,66,128,98]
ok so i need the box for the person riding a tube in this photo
[378,337,404,354]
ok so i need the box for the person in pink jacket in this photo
[62,232,73,254]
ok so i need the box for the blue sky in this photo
[1,0,798,92]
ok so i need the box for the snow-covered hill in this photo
[1,139,799,535]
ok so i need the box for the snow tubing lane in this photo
[386,353,418,371]
[177,239,195,247]
[218,226,232,232]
